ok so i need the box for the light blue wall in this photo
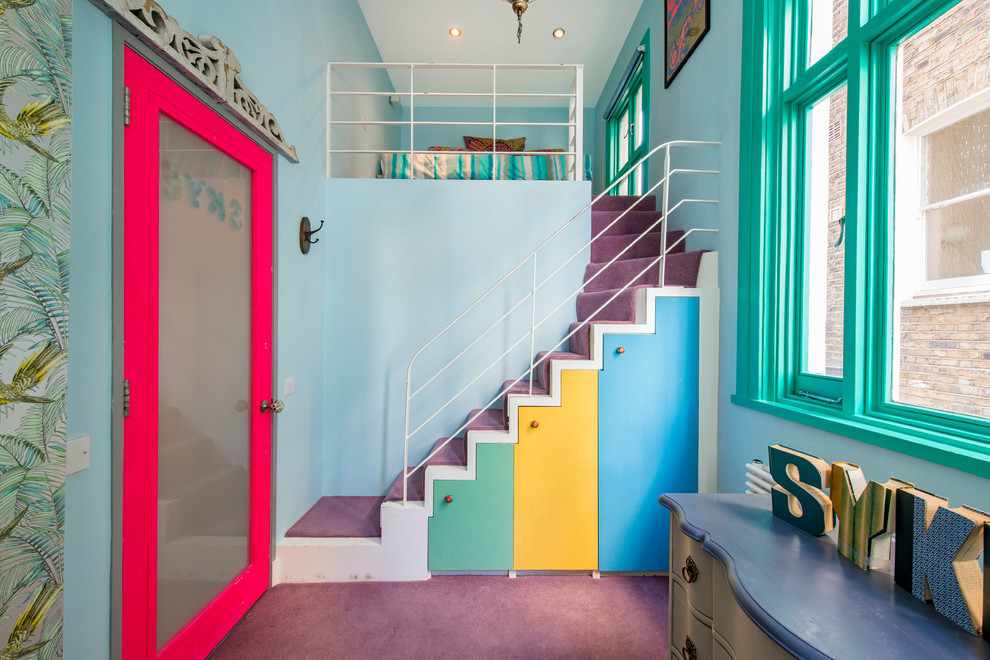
[65,0,392,657]
[155,0,397,540]
[323,179,591,495]
[597,0,990,511]
[65,3,113,657]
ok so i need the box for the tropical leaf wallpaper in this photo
[0,0,70,658]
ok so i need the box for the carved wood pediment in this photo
[91,0,299,163]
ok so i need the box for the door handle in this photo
[260,399,284,414]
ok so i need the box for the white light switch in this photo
[67,435,91,475]
[284,377,295,396]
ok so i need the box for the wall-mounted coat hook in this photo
[299,216,325,254]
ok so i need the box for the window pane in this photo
[631,164,644,196]
[892,0,990,420]
[634,86,644,148]
[925,196,990,280]
[618,110,630,171]
[808,0,848,66]
[803,85,847,377]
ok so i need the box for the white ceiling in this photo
[355,0,644,107]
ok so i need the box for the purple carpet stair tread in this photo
[576,287,646,324]
[502,379,549,399]
[534,350,587,392]
[590,231,684,263]
[383,407,504,504]
[385,437,468,503]
[663,250,707,288]
[501,379,549,425]
[427,436,468,466]
[584,256,662,293]
[584,249,707,292]
[465,408,506,432]
[591,210,665,238]
[591,194,657,213]
[286,496,384,538]
[566,320,634,356]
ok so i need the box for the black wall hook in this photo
[299,216,325,254]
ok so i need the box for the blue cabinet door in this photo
[598,296,699,571]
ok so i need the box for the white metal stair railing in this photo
[401,140,721,504]
[327,62,584,180]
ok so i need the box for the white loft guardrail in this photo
[327,62,584,180]
[400,140,721,503]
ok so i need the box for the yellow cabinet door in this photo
[514,369,598,570]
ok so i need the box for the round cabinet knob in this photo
[682,555,699,583]
[260,399,284,414]
[616,346,625,355]
[530,420,539,429]
[682,636,697,660]
[444,495,453,504]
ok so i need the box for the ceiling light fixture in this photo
[449,26,461,38]
[503,0,536,44]
[552,28,565,39]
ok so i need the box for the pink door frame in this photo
[122,47,274,660]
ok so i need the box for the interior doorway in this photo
[120,46,275,660]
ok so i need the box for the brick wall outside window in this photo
[821,0,990,419]
[898,301,990,418]
[896,0,990,420]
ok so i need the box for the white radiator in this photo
[745,460,775,495]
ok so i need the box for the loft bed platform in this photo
[328,62,587,181]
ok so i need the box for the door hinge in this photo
[123,86,130,126]
[122,379,130,417]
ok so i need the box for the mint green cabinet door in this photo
[428,443,513,571]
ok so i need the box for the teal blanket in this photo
[381,152,593,181]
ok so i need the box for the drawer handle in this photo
[682,636,697,660]
[444,495,453,503]
[682,555,699,583]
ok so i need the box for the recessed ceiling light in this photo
[552,28,565,39]
[449,27,462,38]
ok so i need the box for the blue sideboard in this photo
[660,493,990,660]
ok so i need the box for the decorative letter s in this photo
[768,444,834,536]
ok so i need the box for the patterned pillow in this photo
[527,148,566,153]
[463,135,526,152]
[427,146,470,151]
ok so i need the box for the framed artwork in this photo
[665,0,710,88]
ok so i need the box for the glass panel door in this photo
[156,116,254,648]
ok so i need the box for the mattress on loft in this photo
[380,152,593,181]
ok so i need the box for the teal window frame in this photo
[606,33,650,195]
[735,0,990,478]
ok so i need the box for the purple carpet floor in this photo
[210,575,669,659]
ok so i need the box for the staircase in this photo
[274,141,719,582]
